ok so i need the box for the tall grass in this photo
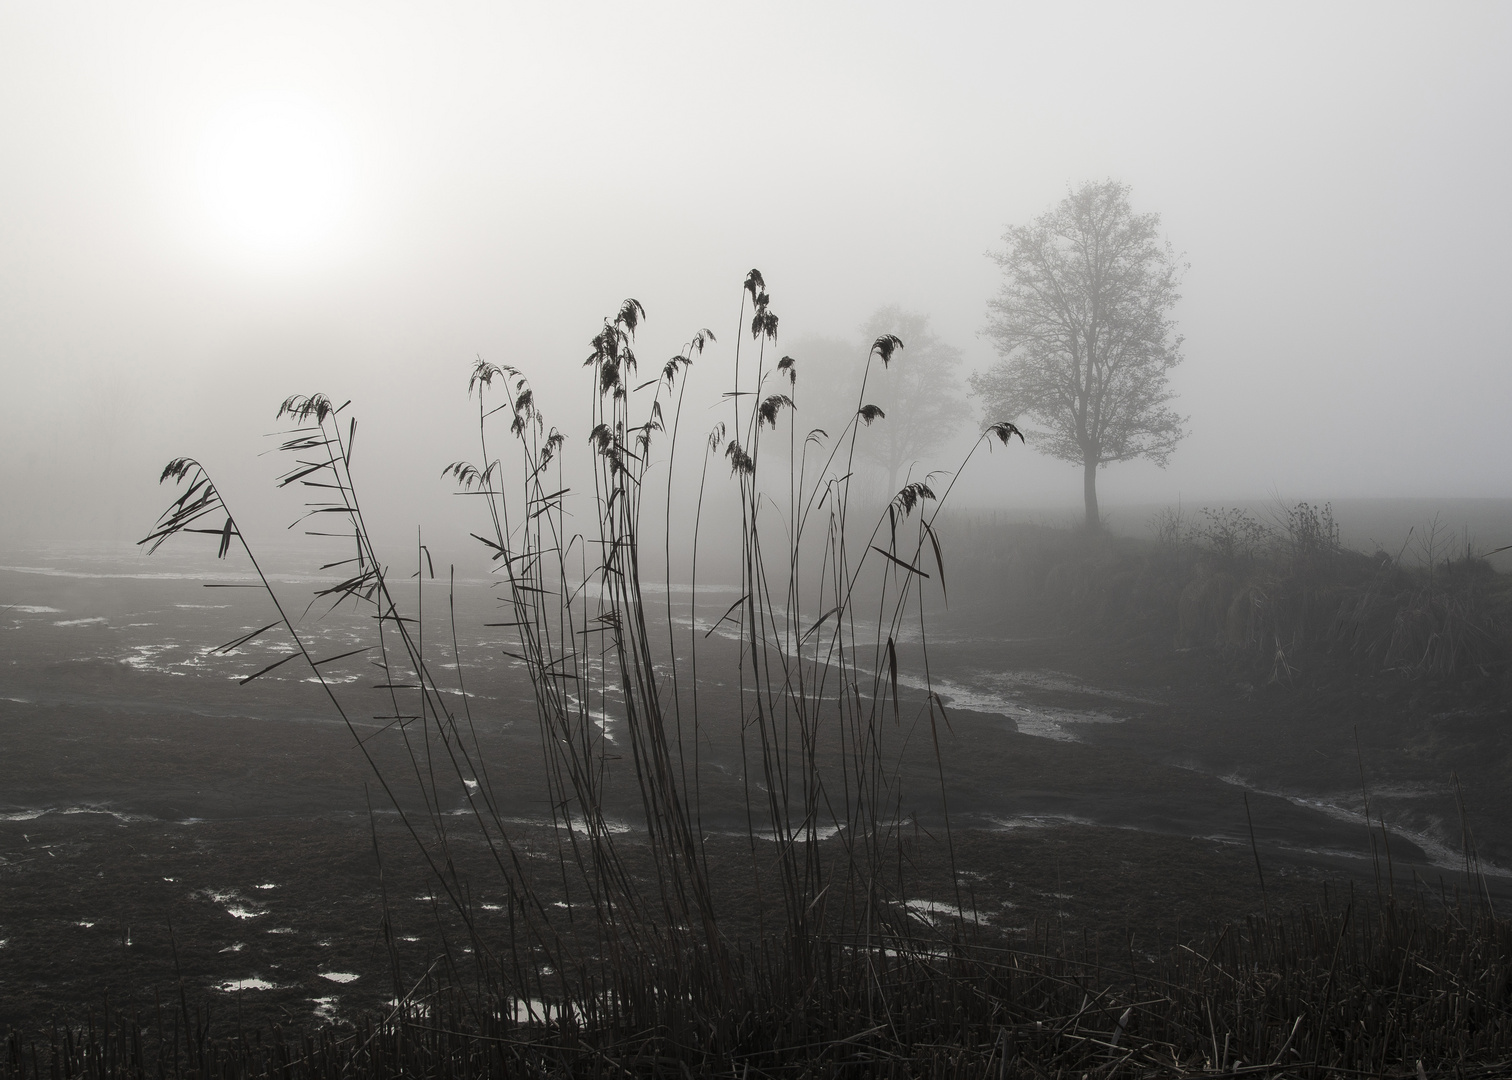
[131,272,1025,1063]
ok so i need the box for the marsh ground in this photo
[2,551,1508,1036]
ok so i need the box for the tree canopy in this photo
[970,180,1186,529]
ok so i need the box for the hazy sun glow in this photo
[197,96,350,258]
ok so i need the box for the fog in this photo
[3,3,1510,560]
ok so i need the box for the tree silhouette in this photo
[972,180,1187,529]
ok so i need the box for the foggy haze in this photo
[3,3,1510,558]
[8,6,1512,1052]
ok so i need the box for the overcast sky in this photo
[2,2,1509,554]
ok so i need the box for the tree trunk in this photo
[1083,457,1100,531]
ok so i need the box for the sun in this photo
[197,95,351,259]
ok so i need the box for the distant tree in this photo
[854,305,970,495]
[780,310,969,500]
[971,180,1187,530]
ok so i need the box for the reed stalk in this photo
[138,272,1024,1055]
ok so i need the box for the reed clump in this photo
[123,270,1039,1071]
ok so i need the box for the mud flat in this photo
[3,554,1509,1035]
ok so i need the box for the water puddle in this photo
[510,998,561,1025]
[730,823,846,843]
[903,898,983,925]
[501,815,634,836]
[0,805,149,824]
[1214,773,1512,878]
[990,813,1100,830]
[198,888,269,920]
[897,672,1128,743]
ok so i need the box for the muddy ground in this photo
[2,562,1510,1037]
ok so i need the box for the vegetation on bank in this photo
[943,502,1512,699]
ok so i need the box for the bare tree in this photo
[971,180,1186,529]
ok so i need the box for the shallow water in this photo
[2,545,1503,890]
